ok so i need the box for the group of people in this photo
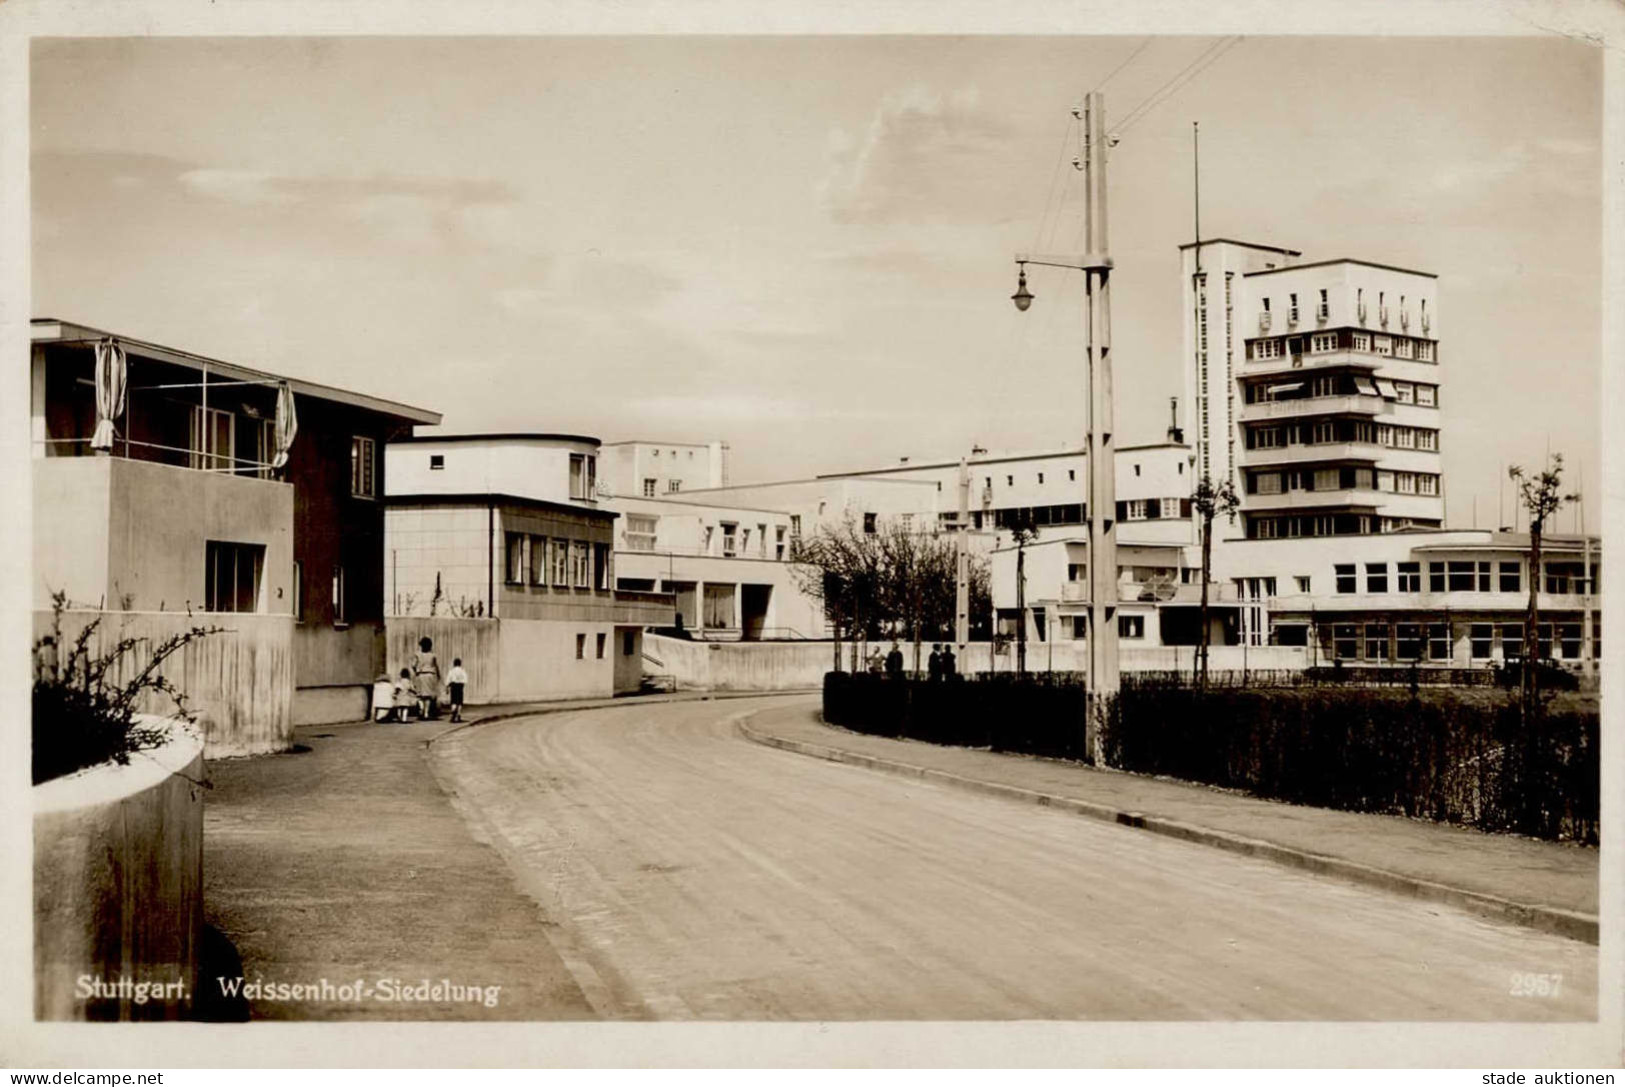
[867,641,959,680]
[373,637,469,723]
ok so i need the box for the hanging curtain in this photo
[90,339,127,451]
[272,381,299,469]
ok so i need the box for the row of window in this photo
[1258,290,1429,334]
[642,478,682,496]
[1322,622,1597,662]
[1247,513,1375,539]
[1332,560,1599,596]
[504,533,611,591]
[1245,420,1439,451]
[1247,374,1438,407]
[1252,328,1436,363]
[1246,467,1440,497]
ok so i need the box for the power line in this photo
[1083,36,1153,102]
[1115,37,1243,136]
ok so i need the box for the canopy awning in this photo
[1353,376,1379,396]
[1375,378,1399,398]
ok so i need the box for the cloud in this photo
[178,168,297,205]
[172,165,522,247]
[822,85,1016,225]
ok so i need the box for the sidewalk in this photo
[202,689,812,1019]
[739,703,1599,943]
[204,714,599,1019]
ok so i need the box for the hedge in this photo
[820,672,1598,843]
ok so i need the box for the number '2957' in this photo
[1509,972,1562,997]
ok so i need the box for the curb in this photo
[735,714,1598,946]
[426,688,819,746]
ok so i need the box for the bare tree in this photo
[1009,521,1038,677]
[1192,474,1240,689]
[791,514,988,674]
[1508,455,1577,715]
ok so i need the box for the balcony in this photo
[1240,442,1382,468]
[1245,348,1381,377]
[1237,395,1392,423]
[1243,488,1384,512]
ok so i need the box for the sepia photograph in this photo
[4,0,1621,1071]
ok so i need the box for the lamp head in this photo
[1011,265,1033,313]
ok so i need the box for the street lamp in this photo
[1006,89,1117,766]
[1011,264,1034,312]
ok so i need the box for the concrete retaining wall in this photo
[36,609,294,757]
[645,634,832,691]
[646,634,1311,691]
[33,721,205,1021]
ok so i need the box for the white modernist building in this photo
[383,433,673,702]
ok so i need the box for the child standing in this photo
[446,658,469,723]
[393,668,415,722]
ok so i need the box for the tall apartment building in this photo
[1180,240,1443,540]
[601,439,729,498]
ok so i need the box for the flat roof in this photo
[816,442,1191,479]
[1244,258,1437,280]
[384,491,617,520]
[33,318,441,425]
[602,439,715,448]
[393,432,600,447]
[1177,238,1302,255]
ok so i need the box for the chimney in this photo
[1167,396,1184,444]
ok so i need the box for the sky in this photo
[31,35,1602,530]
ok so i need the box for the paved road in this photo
[431,696,1595,1021]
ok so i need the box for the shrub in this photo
[32,594,222,786]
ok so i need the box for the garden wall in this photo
[36,609,294,757]
[33,721,205,1020]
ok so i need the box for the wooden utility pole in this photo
[1013,92,1118,761]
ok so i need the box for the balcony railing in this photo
[1239,441,1383,467]
[1237,395,1392,422]
[1243,488,1385,512]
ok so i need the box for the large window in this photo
[552,538,569,587]
[1447,561,1476,592]
[205,541,264,613]
[505,533,526,584]
[189,406,236,472]
[1364,623,1389,661]
[1365,563,1388,593]
[570,453,597,501]
[350,436,376,498]
[594,544,611,591]
[570,541,590,588]
[1397,561,1421,592]
[1501,623,1523,660]
[642,478,657,498]
[1428,623,1453,661]
[529,534,548,585]
[1118,615,1145,639]
[626,515,657,552]
[1500,561,1521,593]
[1396,624,1422,661]
[1332,624,1359,660]
[722,523,739,555]
[1428,562,1446,592]
[1335,564,1356,593]
[1470,624,1495,660]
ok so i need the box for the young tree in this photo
[1009,521,1038,676]
[1508,455,1577,715]
[1191,474,1240,689]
